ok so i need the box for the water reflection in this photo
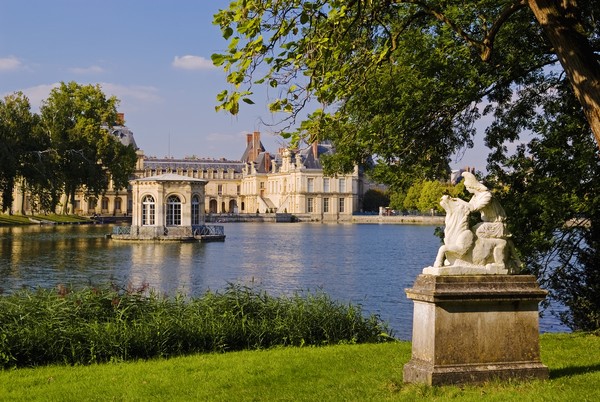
[0,223,570,339]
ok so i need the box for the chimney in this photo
[312,141,318,159]
[116,113,125,125]
[253,131,261,162]
[246,133,253,145]
[264,152,271,173]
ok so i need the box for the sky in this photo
[0,0,488,170]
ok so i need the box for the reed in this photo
[0,283,393,368]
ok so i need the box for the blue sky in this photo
[0,0,487,169]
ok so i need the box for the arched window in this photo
[209,199,218,213]
[192,195,201,225]
[166,195,181,226]
[142,195,155,226]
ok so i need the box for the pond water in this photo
[0,223,569,339]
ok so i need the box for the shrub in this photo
[0,283,393,368]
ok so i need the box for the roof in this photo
[143,157,245,172]
[133,173,208,183]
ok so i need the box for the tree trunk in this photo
[528,0,600,149]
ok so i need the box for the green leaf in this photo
[211,53,226,66]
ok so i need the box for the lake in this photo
[0,223,569,339]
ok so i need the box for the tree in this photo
[213,2,600,160]
[212,1,598,193]
[0,92,39,213]
[417,180,445,213]
[40,82,136,213]
[362,189,389,212]
[402,181,423,211]
[486,76,600,331]
[388,190,406,212]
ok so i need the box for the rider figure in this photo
[461,172,508,269]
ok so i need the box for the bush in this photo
[0,283,393,368]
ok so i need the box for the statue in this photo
[424,172,521,275]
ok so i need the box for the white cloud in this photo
[14,83,60,110]
[0,56,23,72]
[3,83,161,112]
[68,65,105,74]
[172,55,215,70]
[100,83,161,103]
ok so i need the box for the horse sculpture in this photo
[433,195,474,268]
[430,194,521,274]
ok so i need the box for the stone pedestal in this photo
[403,274,549,385]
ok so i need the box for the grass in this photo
[0,213,91,225]
[31,214,91,224]
[0,214,32,225]
[0,333,598,401]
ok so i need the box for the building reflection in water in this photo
[126,242,200,295]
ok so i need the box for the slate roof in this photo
[143,158,245,172]
[133,173,208,183]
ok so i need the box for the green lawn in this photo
[0,214,91,225]
[0,332,598,401]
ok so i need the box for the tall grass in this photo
[0,283,393,368]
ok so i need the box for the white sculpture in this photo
[424,172,521,275]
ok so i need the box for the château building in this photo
[10,123,369,222]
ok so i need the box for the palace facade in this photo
[11,126,370,222]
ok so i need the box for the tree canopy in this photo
[40,82,137,213]
[213,0,600,182]
[0,93,39,212]
[0,82,137,214]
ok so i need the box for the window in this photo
[307,197,314,213]
[101,197,109,210]
[218,184,223,196]
[323,198,330,213]
[142,195,155,226]
[166,195,181,226]
[339,178,346,193]
[237,185,241,195]
[338,198,345,213]
[192,195,201,225]
[323,178,330,192]
[307,178,314,192]
[114,197,122,211]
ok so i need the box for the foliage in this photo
[402,181,423,211]
[388,191,406,212]
[417,181,446,213]
[0,83,137,215]
[486,76,600,331]
[212,1,600,187]
[39,82,137,213]
[0,92,40,213]
[0,283,392,368]
[361,189,389,212]
[400,179,464,213]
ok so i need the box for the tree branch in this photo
[481,0,528,61]
[396,0,527,61]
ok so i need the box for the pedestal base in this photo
[403,274,549,386]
